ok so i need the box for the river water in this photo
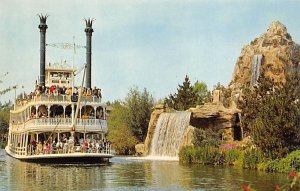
[0,150,289,191]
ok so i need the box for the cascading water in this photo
[250,54,263,86]
[148,111,191,158]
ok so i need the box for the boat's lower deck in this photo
[5,146,113,163]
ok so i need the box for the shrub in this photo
[193,128,221,148]
[179,146,300,175]
[242,148,266,169]
[266,150,300,173]
[224,148,241,165]
[179,146,194,164]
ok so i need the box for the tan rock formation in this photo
[143,104,165,155]
[135,143,145,156]
[189,103,241,141]
[180,125,195,149]
[231,21,300,89]
[143,102,241,156]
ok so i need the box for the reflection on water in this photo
[0,150,289,191]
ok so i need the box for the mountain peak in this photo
[266,21,289,38]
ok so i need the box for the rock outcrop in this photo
[189,102,241,141]
[144,101,241,156]
[231,21,300,89]
[135,143,145,156]
[143,104,165,155]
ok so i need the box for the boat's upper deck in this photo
[14,94,102,111]
[10,85,107,133]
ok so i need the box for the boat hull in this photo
[5,146,113,164]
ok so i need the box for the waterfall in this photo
[250,54,263,86]
[149,111,191,157]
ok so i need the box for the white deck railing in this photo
[19,118,108,132]
[26,143,112,156]
[15,95,101,109]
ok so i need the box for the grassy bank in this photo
[179,146,300,173]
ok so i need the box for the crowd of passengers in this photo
[21,85,102,101]
[29,136,111,155]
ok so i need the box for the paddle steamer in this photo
[5,15,113,163]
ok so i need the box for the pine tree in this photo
[240,71,300,158]
[165,75,197,111]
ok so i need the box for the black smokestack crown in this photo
[38,14,48,87]
[84,18,94,89]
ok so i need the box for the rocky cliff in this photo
[231,21,300,89]
[143,104,165,155]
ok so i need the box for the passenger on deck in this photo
[68,138,74,153]
[98,89,102,98]
[52,141,57,154]
[65,87,72,95]
[31,139,37,154]
[49,85,55,94]
[36,141,43,155]
[56,140,63,154]
[43,141,47,154]
[63,140,69,153]
[86,88,92,96]
[45,142,52,154]
[92,87,98,97]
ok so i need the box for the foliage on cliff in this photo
[239,71,300,159]
[164,75,208,111]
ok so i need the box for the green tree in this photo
[193,81,208,105]
[0,101,11,144]
[124,87,154,142]
[107,101,138,155]
[240,71,300,159]
[165,75,197,110]
[213,82,232,107]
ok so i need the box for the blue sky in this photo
[1,0,300,103]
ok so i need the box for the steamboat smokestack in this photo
[38,14,48,87]
[84,18,94,89]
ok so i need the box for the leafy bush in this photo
[179,146,266,169]
[242,148,266,169]
[179,146,300,175]
[107,101,138,155]
[265,150,300,173]
[193,128,221,148]
[224,148,241,165]
[179,146,194,164]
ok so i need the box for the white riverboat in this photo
[5,14,113,163]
